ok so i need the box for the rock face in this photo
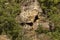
[16,0,54,40]
[16,0,42,23]
[20,9,38,23]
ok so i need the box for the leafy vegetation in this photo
[0,0,22,40]
[37,0,60,40]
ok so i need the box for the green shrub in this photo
[0,0,22,40]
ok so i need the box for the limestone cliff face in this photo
[16,0,54,40]
[16,0,52,31]
[16,0,42,23]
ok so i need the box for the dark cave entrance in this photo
[20,22,33,26]
[26,22,33,26]
[34,15,39,22]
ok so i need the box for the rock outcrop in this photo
[16,0,54,40]
[16,0,42,23]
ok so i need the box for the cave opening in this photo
[20,22,33,26]
[20,23,25,26]
[34,15,39,22]
[26,22,33,26]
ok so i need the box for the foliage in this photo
[0,0,22,40]
[37,0,60,40]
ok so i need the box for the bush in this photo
[37,0,60,40]
[0,0,22,40]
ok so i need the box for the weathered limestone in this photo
[16,0,54,40]
[39,21,50,30]
[16,0,42,23]
[20,9,38,23]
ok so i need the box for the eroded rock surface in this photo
[16,0,42,23]
[16,0,54,40]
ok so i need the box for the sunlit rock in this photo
[16,0,42,23]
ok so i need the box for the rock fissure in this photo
[26,22,33,26]
[34,15,39,22]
